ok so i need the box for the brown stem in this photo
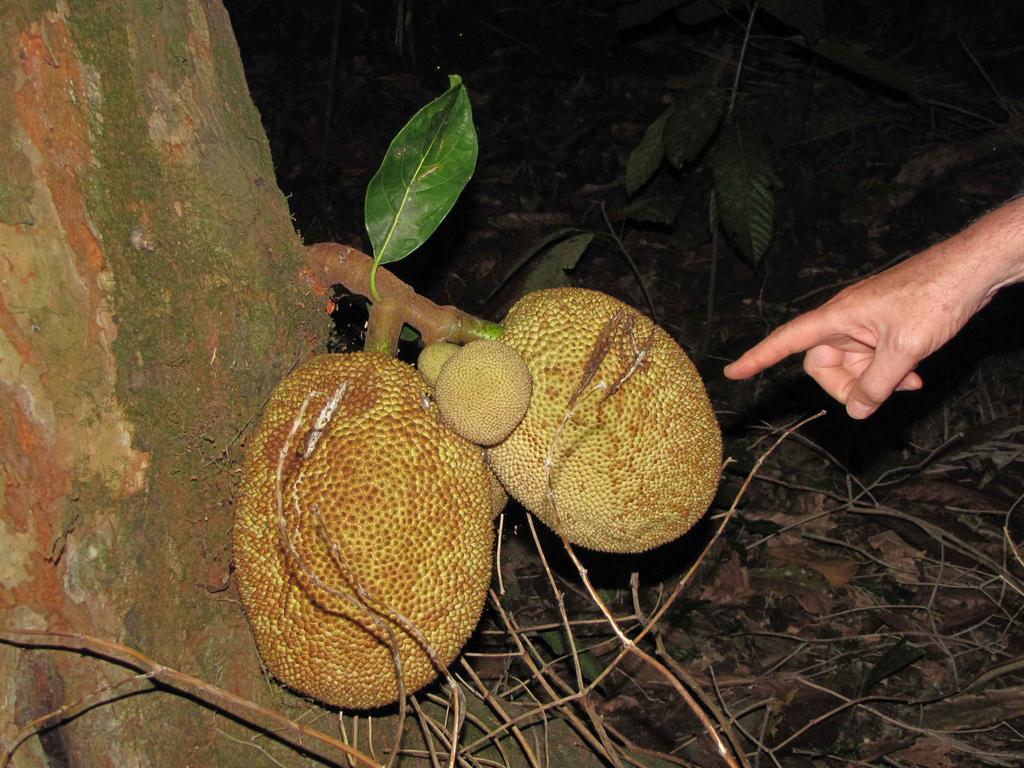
[364,298,405,356]
[303,243,503,349]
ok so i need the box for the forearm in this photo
[929,196,1024,302]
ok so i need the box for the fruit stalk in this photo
[304,243,503,353]
[364,298,404,356]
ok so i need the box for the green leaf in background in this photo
[485,227,588,302]
[664,88,725,169]
[614,0,741,31]
[625,108,670,197]
[861,639,925,693]
[519,233,593,295]
[760,0,823,46]
[539,629,566,656]
[811,39,920,104]
[623,193,682,225]
[538,631,604,685]
[364,75,478,298]
[674,0,741,27]
[709,123,775,265]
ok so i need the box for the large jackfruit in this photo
[488,288,721,553]
[234,353,494,709]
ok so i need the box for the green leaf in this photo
[538,630,603,685]
[485,227,588,302]
[539,630,566,656]
[520,233,594,295]
[399,326,420,343]
[623,193,682,225]
[365,75,478,279]
[760,0,823,46]
[577,650,604,685]
[862,639,924,693]
[616,0,689,30]
[674,0,740,26]
[625,108,670,197]
[709,123,775,264]
[664,89,725,168]
[802,109,884,142]
[811,39,920,103]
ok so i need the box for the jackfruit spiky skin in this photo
[486,457,510,518]
[434,339,533,446]
[417,342,459,386]
[487,288,721,553]
[234,353,495,709]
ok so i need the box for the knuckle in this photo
[857,372,897,404]
[891,327,929,358]
[857,384,886,405]
[768,321,795,343]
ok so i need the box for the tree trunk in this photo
[1,3,329,765]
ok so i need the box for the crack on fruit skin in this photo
[301,382,349,458]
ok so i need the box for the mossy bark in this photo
[0,3,331,765]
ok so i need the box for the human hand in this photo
[725,198,1024,418]
[723,247,990,419]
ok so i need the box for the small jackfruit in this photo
[487,288,721,553]
[417,342,459,386]
[234,353,495,709]
[434,339,533,447]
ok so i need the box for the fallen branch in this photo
[0,628,381,768]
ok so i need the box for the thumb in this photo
[845,349,918,419]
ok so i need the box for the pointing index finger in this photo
[723,311,831,380]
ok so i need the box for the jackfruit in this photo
[417,342,459,386]
[488,288,721,553]
[234,353,494,709]
[487,464,510,518]
[433,339,533,447]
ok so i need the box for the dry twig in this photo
[0,628,381,768]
